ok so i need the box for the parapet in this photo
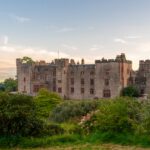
[54,58,69,66]
[95,53,132,64]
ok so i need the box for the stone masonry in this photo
[16,53,137,99]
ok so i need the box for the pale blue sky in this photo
[0,0,150,80]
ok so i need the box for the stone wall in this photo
[16,54,133,99]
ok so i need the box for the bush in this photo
[81,97,142,134]
[42,123,64,136]
[34,88,62,119]
[0,92,44,136]
[122,86,140,97]
[50,100,98,123]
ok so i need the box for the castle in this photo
[16,53,149,99]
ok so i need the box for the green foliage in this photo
[43,123,64,136]
[0,78,17,92]
[0,83,5,91]
[34,88,62,119]
[21,56,34,64]
[50,100,98,123]
[0,92,44,136]
[122,86,140,97]
[81,97,142,134]
[139,100,150,134]
[60,122,81,134]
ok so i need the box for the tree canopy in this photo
[0,78,17,92]
[122,86,140,97]
[21,56,34,64]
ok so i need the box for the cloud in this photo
[10,14,30,23]
[0,35,8,45]
[57,27,75,33]
[114,38,127,44]
[0,44,69,67]
[61,44,78,50]
[125,35,142,39]
[3,36,8,45]
[90,44,103,51]
[0,67,16,82]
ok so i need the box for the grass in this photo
[0,143,149,150]
[1,132,150,149]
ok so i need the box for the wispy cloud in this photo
[90,44,103,51]
[62,44,78,50]
[56,27,75,33]
[125,35,142,39]
[114,38,127,44]
[0,35,8,45]
[10,14,30,23]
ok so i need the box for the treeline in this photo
[0,78,17,92]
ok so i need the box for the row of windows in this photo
[59,88,110,97]
[32,85,111,98]
[70,78,94,85]
[70,88,94,94]
[70,71,95,76]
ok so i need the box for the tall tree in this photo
[4,78,17,92]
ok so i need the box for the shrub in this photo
[122,86,140,97]
[0,92,44,136]
[50,100,98,123]
[34,88,62,119]
[81,97,142,134]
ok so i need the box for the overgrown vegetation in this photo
[0,92,43,136]
[1,89,150,148]
[122,86,140,97]
[50,100,98,123]
[0,78,17,92]
[34,88,62,119]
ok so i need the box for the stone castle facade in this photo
[16,53,149,99]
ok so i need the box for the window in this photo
[127,68,130,75]
[103,90,111,98]
[81,88,84,94]
[53,71,56,76]
[23,77,26,82]
[53,86,56,92]
[58,80,62,83]
[71,87,74,93]
[105,69,110,75]
[70,78,74,85]
[33,85,39,93]
[90,88,94,94]
[105,79,109,86]
[90,71,94,75]
[81,71,84,75]
[140,89,145,95]
[81,78,84,85]
[53,78,56,84]
[90,79,94,85]
[70,71,74,75]
[58,87,62,93]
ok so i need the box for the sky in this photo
[0,0,150,80]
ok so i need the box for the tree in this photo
[0,83,5,91]
[21,56,34,64]
[34,88,62,119]
[122,86,140,97]
[4,78,17,92]
[0,92,44,136]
